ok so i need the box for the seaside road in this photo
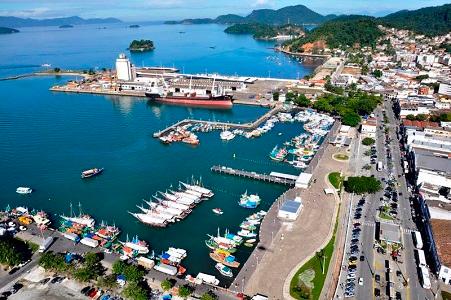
[234,141,346,298]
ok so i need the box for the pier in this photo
[153,105,283,138]
[211,165,296,186]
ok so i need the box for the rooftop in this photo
[430,219,451,267]
[279,199,302,214]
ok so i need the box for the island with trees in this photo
[128,39,155,52]
[0,27,19,34]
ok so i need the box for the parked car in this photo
[81,286,92,295]
[358,278,364,286]
[374,288,380,297]
[375,274,380,282]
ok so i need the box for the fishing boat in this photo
[204,239,237,253]
[16,187,32,194]
[269,145,287,162]
[212,208,223,215]
[209,251,240,268]
[120,235,149,254]
[215,263,233,277]
[239,191,261,209]
[237,229,257,238]
[239,221,257,231]
[81,168,104,179]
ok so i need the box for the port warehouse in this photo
[399,122,451,285]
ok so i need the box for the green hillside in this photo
[380,4,451,36]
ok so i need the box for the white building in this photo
[116,53,134,81]
[295,172,313,189]
[417,54,436,66]
[361,118,377,138]
[438,83,451,97]
[439,265,451,285]
[277,197,303,221]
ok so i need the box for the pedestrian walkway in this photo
[232,142,345,298]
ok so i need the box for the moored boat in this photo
[209,251,240,268]
[212,208,223,215]
[81,168,104,179]
[215,263,233,277]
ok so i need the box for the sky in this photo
[0,0,449,21]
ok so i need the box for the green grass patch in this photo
[333,153,349,161]
[442,291,451,300]
[290,205,340,299]
[379,211,394,221]
[328,172,342,190]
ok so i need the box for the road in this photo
[334,100,432,300]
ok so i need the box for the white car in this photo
[358,277,364,286]
[347,273,356,279]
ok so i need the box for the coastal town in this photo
[0,2,450,300]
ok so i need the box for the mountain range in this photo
[167,3,450,36]
[0,16,122,28]
[165,5,337,25]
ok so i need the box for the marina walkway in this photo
[230,135,343,298]
[153,106,284,138]
[211,165,296,186]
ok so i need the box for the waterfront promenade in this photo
[230,126,344,298]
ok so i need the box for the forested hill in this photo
[380,4,451,36]
[166,5,336,25]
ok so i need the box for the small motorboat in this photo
[246,239,257,244]
[244,243,254,247]
[16,187,32,194]
[212,208,223,215]
[215,263,233,277]
[81,168,104,179]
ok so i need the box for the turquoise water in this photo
[0,23,319,79]
[0,24,315,281]
[0,76,307,280]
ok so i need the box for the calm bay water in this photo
[0,23,314,280]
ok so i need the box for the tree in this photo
[178,285,194,298]
[405,114,416,121]
[97,274,118,290]
[415,114,427,121]
[293,94,311,107]
[53,67,61,73]
[341,111,361,127]
[123,282,148,300]
[123,264,145,283]
[201,291,218,300]
[0,238,27,267]
[112,260,126,275]
[39,252,68,273]
[285,92,297,102]
[272,92,279,101]
[362,137,375,146]
[344,176,382,194]
[161,278,174,291]
[372,69,383,78]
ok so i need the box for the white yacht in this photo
[16,187,32,194]
[220,130,235,141]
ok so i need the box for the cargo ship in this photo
[145,78,233,107]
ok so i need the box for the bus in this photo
[377,161,383,171]
[412,230,423,249]
[419,266,431,289]
[415,249,427,267]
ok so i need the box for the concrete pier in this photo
[211,165,296,186]
[153,106,283,138]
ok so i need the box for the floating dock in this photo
[211,165,296,186]
[153,106,283,138]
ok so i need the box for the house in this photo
[361,117,377,138]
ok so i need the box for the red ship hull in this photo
[146,93,233,108]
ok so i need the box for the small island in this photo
[129,24,140,28]
[0,27,19,34]
[59,24,74,28]
[128,39,155,52]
